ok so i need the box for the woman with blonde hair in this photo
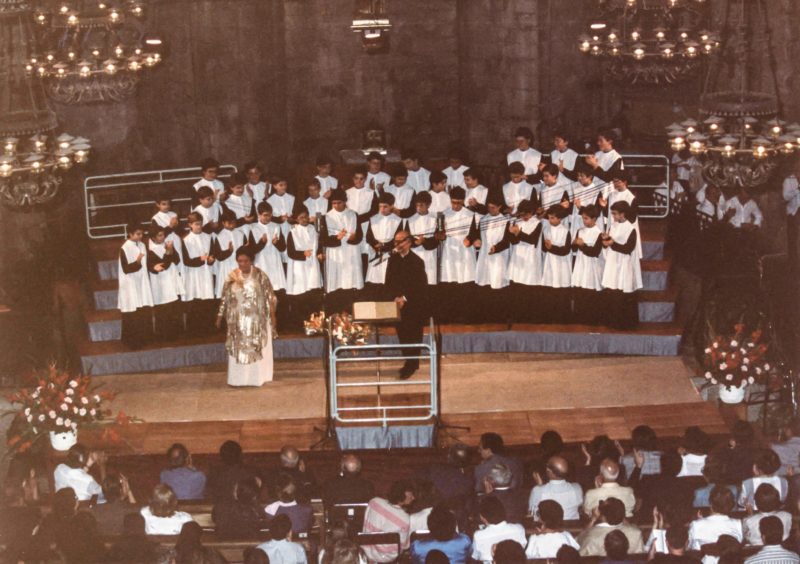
[140,484,194,535]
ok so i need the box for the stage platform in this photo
[78,353,726,454]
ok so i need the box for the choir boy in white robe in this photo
[315,156,338,199]
[443,148,469,190]
[406,190,439,285]
[249,201,288,328]
[584,129,624,183]
[436,187,479,322]
[286,206,323,327]
[551,132,579,185]
[213,211,247,299]
[193,186,220,234]
[365,192,403,299]
[696,184,725,220]
[346,168,379,262]
[474,195,513,322]
[507,126,542,177]
[600,169,641,259]
[601,201,642,329]
[540,205,573,323]
[508,200,543,322]
[402,149,431,194]
[503,161,536,215]
[244,161,270,203]
[569,162,606,237]
[221,172,256,237]
[464,168,489,217]
[319,188,364,314]
[304,178,329,226]
[192,157,224,203]
[536,164,572,220]
[571,205,605,325]
[151,195,184,261]
[366,151,392,193]
[119,223,154,348]
[147,223,183,338]
[386,170,415,219]
[267,176,296,261]
[719,186,763,262]
[181,212,216,335]
[429,171,452,215]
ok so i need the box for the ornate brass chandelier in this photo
[27,0,163,104]
[665,0,795,189]
[578,0,719,84]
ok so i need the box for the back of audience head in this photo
[425,549,450,564]
[479,495,506,525]
[324,537,361,564]
[666,525,688,554]
[493,539,526,564]
[587,435,618,462]
[219,440,242,466]
[660,449,684,478]
[754,448,781,476]
[599,497,625,526]
[479,432,505,457]
[277,474,298,503]
[600,458,620,483]
[486,462,512,489]
[270,513,293,540]
[541,430,564,458]
[53,487,78,518]
[387,480,415,507]
[175,521,204,561]
[702,451,728,484]
[150,483,179,517]
[243,547,270,564]
[682,426,709,454]
[235,477,261,505]
[538,499,564,530]
[280,445,300,469]
[732,420,755,447]
[710,485,736,516]
[604,529,629,560]
[448,442,470,468]
[546,456,569,480]
[66,443,89,469]
[715,535,742,564]
[631,425,658,451]
[167,443,190,468]
[759,515,784,545]
[427,505,457,542]
[102,474,123,502]
[123,512,147,537]
[340,454,362,476]
[753,483,780,513]
[556,545,582,564]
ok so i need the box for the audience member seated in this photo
[650,526,699,564]
[90,473,138,536]
[471,496,527,563]
[320,536,367,564]
[107,513,160,563]
[530,430,566,477]
[160,442,207,501]
[742,484,792,545]
[743,516,800,564]
[528,456,583,521]
[577,497,644,557]
[577,435,624,492]
[480,462,526,524]
[474,432,524,492]
[243,546,272,564]
[58,510,108,563]
[557,545,583,564]
[424,549,450,564]
[722,421,758,486]
[213,477,266,540]
[266,474,314,535]
[30,488,84,562]
[693,452,737,509]
[687,486,742,556]
[583,458,636,518]
[771,417,800,476]
[361,480,415,562]
[272,445,318,501]
[140,483,194,535]
[416,443,473,525]
[323,454,376,507]
[207,439,259,503]
[54,443,105,502]
[525,499,580,559]
[0,469,41,563]
[409,505,471,564]
[602,529,632,564]
[630,449,693,522]
[174,521,227,564]
[739,448,788,509]
[620,425,662,477]
[409,479,438,532]
[257,513,308,564]
[678,427,710,478]
[493,539,528,564]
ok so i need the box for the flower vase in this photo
[49,429,78,451]
[718,383,746,404]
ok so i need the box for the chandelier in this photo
[664,0,795,189]
[578,0,719,84]
[351,0,391,53]
[27,0,163,104]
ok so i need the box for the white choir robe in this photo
[429,190,451,215]
[720,196,763,228]
[181,232,215,301]
[407,167,431,194]
[346,186,377,255]
[193,178,225,200]
[551,148,579,185]
[304,196,329,219]
[193,203,220,231]
[502,180,534,214]
[152,211,184,260]
[316,175,339,196]
[571,181,605,238]
[602,221,643,293]
[595,149,624,173]
[148,240,184,304]
[443,165,469,189]
[118,240,154,312]
[537,180,573,216]
[214,228,247,298]
[607,189,642,259]
[466,185,489,217]
[508,217,543,286]
[250,222,286,291]
[247,181,270,203]
[440,208,477,284]
[366,171,391,191]
[287,224,322,295]
[507,147,542,175]
[571,226,605,291]
[323,208,363,292]
[365,214,402,284]
[406,213,438,284]
[475,215,511,289]
[541,223,572,288]
[267,193,296,260]
[224,193,255,236]
[386,184,415,214]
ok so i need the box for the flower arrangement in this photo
[703,323,771,390]
[304,311,371,345]
[4,364,130,453]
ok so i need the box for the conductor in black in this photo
[385,229,430,379]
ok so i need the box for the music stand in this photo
[352,301,400,380]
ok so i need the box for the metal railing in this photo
[618,153,671,219]
[329,318,438,426]
[84,165,237,239]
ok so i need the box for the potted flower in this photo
[303,311,371,345]
[4,364,124,452]
[702,323,771,404]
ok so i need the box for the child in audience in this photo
[181,212,216,335]
[474,195,513,321]
[193,186,220,234]
[406,190,438,285]
[540,205,572,322]
[213,211,246,299]
[147,224,184,338]
[221,172,256,236]
[366,151,391,192]
[365,192,403,297]
[192,157,224,202]
[429,171,451,215]
[286,206,323,327]
[303,178,328,224]
[571,205,605,324]
[267,176,296,259]
[386,169,415,218]
[402,149,431,193]
[437,187,479,322]
[503,161,535,215]
[249,202,287,294]
[508,200,543,321]
[601,201,642,329]
[443,148,469,189]
[118,222,154,348]
[244,161,270,203]
[464,168,488,217]
[315,156,338,198]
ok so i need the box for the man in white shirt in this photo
[257,514,308,564]
[745,516,800,564]
[471,496,527,563]
[720,187,763,229]
[687,486,742,562]
[507,126,542,176]
[528,456,583,521]
[583,459,636,518]
[54,444,106,502]
[742,484,792,545]
[772,417,800,476]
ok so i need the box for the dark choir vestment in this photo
[385,250,430,370]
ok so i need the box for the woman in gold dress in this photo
[215,248,277,386]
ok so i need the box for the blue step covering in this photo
[93,290,118,311]
[638,301,675,323]
[336,424,435,449]
[642,270,668,291]
[642,240,664,261]
[97,260,117,281]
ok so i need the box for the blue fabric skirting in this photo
[336,425,435,450]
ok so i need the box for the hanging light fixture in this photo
[664,0,794,189]
[28,0,163,104]
[351,0,391,53]
[577,0,719,84]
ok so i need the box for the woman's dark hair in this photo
[540,430,564,458]
[478,495,505,524]
[269,514,292,540]
[755,449,781,475]
[710,485,736,515]
[425,549,449,564]
[175,521,204,564]
[219,440,242,465]
[556,545,582,564]
[101,475,122,502]
[514,126,534,142]
[66,444,88,469]
[53,487,78,519]
[538,499,564,529]
[236,477,261,506]
[631,425,658,450]
[493,539,526,564]
[323,538,361,564]
[702,451,728,484]
[236,246,255,261]
[122,513,147,536]
[244,547,271,564]
[604,529,629,560]
[754,483,781,512]
[682,426,709,454]
[661,449,683,478]
[426,505,457,542]
[587,435,618,462]
[387,480,413,505]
